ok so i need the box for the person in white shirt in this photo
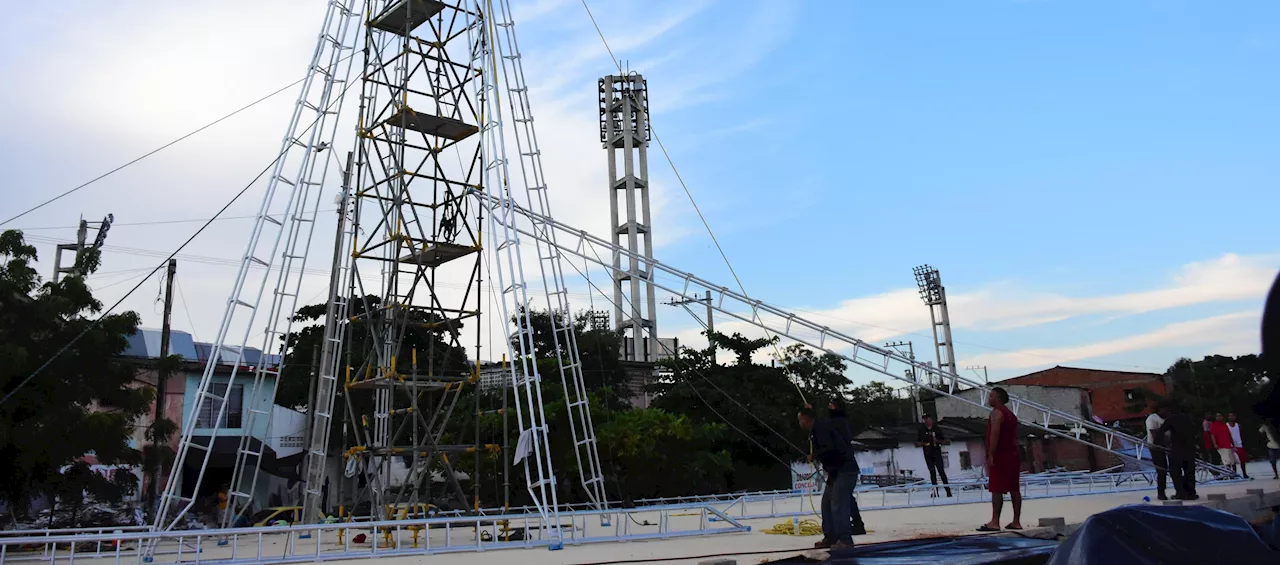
[1145,405,1170,500]
[1226,413,1250,479]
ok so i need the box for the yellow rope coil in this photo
[762,519,823,536]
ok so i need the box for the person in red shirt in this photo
[1209,413,1240,474]
[1202,413,1216,464]
[978,387,1021,532]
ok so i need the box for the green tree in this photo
[651,331,811,492]
[0,230,151,520]
[1129,355,1274,456]
[777,343,851,400]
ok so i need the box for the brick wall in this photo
[1001,366,1167,422]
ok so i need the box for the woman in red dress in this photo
[979,387,1023,531]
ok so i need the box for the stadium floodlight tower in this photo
[914,265,958,386]
[600,73,657,362]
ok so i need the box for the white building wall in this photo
[933,385,1087,426]
[858,440,987,482]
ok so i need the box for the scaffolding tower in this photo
[326,0,488,519]
[600,73,657,362]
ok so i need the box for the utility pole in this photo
[52,214,113,282]
[966,365,989,385]
[886,341,919,421]
[913,265,958,380]
[149,258,176,514]
[665,291,714,364]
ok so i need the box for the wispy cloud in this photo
[964,311,1259,370]
[663,253,1276,372]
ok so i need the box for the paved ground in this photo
[5,462,1275,564]
[345,461,1280,565]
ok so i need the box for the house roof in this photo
[123,328,281,368]
[123,328,199,360]
[997,366,1163,388]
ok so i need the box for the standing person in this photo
[1146,402,1171,500]
[1226,413,1250,479]
[1259,419,1280,480]
[1158,402,1200,500]
[798,406,857,550]
[827,399,867,536]
[978,387,1022,532]
[1202,413,1218,464]
[1209,413,1240,474]
[916,414,953,498]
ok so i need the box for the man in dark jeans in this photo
[916,414,953,498]
[828,399,867,535]
[1158,402,1201,501]
[799,406,858,550]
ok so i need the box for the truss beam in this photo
[475,190,1240,480]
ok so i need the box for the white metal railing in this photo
[0,504,746,564]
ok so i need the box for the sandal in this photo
[976,525,1000,532]
[1005,524,1023,530]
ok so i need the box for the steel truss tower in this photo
[600,74,657,362]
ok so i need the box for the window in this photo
[196,383,243,428]
[940,452,950,469]
[959,451,972,470]
[1124,389,1138,402]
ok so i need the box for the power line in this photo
[579,0,799,397]
[0,75,322,229]
[569,236,806,462]
[0,75,359,409]
[8,212,334,232]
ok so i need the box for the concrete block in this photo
[1246,489,1264,497]
[1162,500,1182,506]
[1038,517,1067,533]
[1207,493,1228,502]
[699,560,736,565]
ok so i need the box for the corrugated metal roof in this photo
[123,328,280,367]
[122,329,199,360]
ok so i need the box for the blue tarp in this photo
[1047,504,1277,565]
[766,535,1058,565]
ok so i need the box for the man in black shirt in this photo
[1157,402,1201,501]
[799,406,858,549]
[828,399,866,535]
[916,415,953,497]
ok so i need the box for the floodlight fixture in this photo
[913,264,943,305]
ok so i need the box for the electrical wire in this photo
[0,75,359,409]
[550,238,806,467]
[174,278,201,345]
[8,211,335,232]
[578,0,803,401]
[0,73,326,229]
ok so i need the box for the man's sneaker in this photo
[851,526,867,536]
[832,541,855,551]
[814,539,834,549]
[1157,493,1168,501]
[945,489,953,497]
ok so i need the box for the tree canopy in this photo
[0,230,152,520]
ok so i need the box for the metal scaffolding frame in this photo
[329,0,489,521]
[489,0,608,512]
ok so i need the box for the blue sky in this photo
[0,0,1276,385]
